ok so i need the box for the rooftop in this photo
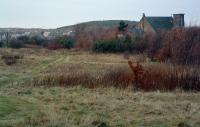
[146,16,174,31]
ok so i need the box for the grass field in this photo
[0,48,200,127]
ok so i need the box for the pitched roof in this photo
[146,17,173,31]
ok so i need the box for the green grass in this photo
[1,86,198,127]
[0,96,35,126]
[0,96,17,119]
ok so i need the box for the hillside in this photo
[57,20,137,31]
[0,20,137,33]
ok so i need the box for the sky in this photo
[0,0,200,28]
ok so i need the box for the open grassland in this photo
[0,48,200,127]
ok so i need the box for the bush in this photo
[30,36,47,45]
[1,52,23,65]
[158,27,200,64]
[57,37,75,49]
[9,39,24,48]
[92,39,135,53]
[135,27,200,64]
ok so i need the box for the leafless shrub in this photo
[128,60,200,91]
[157,27,200,64]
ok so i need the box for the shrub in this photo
[92,35,150,53]
[156,27,200,64]
[9,39,24,48]
[2,56,17,65]
[57,37,75,49]
[1,52,23,65]
[128,60,200,91]
[92,39,135,53]
[135,27,200,64]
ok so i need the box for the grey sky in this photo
[0,0,200,28]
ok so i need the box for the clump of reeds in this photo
[32,67,133,89]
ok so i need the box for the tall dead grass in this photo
[128,61,200,91]
[32,66,133,89]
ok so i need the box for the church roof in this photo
[146,17,174,31]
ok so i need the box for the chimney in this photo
[142,13,146,17]
[173,14,185,27]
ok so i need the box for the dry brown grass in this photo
[32,65,133,89]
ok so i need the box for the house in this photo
[133,13,185,34]
[42,31,51,38]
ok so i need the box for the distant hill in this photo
[57,20,138,31]
[0,20,138,38]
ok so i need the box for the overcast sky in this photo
[0,0,200,28]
